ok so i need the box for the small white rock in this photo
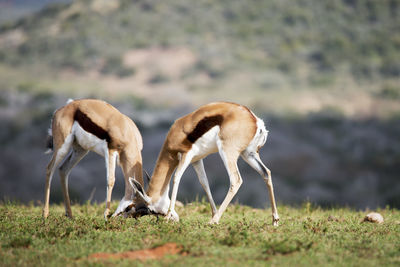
[363,212,384,224]
[175,200,184,208]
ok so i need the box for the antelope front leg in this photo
[209,148,242,225]
[104,151,117,219]
[112,163,140,217]
[166,153,192,222]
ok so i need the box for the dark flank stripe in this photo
[186,115,223,143]
[74,109,111,143]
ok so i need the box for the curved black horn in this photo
[144,169,151,184]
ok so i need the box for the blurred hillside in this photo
[0,0,399,209]
[0,0,399,115]
[0,0,71,23]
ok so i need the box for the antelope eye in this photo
[124,204,135,212]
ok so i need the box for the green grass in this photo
[1,202,399,266]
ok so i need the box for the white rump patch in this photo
[246,117,268,153]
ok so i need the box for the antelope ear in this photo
[129,177,151,204]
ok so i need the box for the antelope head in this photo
[122,178,161,218]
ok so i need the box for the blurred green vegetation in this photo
[0,0,399,79]
[0,0,398,117]
[101,56,135,77]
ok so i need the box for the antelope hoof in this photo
[111,209,123,218]
[209,216,220,225]
[104,211,112,221]
[43,210,49,219]
[273,217,280,227]
[165,211,179,222]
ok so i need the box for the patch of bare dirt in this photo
[88,243,183,261]
[91,0,120,14]
[0,29,27,48]
[123,47,196,79]
[58,46,200,106]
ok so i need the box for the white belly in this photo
[72,122,108,156]
[190,126,219,162]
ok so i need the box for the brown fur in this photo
[146,102,257,203]
[133,102,279,226]
[74,109,111,143]
[186,115,224,143]
[52,99,143,157]
[43,99,143,218]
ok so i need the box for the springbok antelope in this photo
[43,99,143,219]
[127,102,279,226]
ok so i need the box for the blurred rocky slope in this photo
[1,90,399,209]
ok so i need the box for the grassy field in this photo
[0,201,399,266]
